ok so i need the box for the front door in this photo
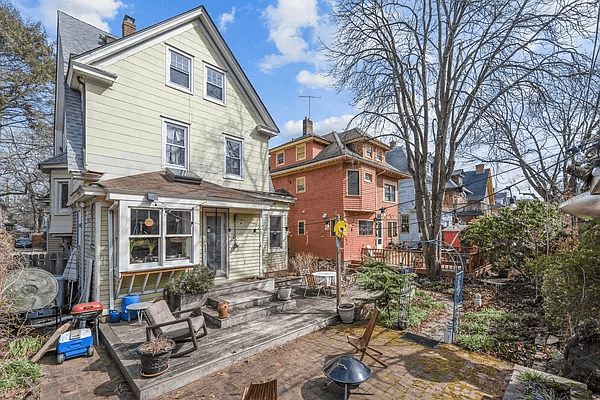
[376,221,383,250]
[204,211,228,277]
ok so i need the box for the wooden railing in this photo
[359,246,489,277]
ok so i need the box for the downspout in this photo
[77,76,87,169]
[108,202,118,311]
[259,210,263,276]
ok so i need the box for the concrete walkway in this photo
[40,323,513,400]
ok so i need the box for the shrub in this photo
[455,334,492,351]
[288,252,318,274]
[164,266,215,295]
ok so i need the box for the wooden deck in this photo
[99,286,340,400]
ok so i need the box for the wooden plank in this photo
[31,321,73,363]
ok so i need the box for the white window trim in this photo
[400,214,410,233]
[383,182,397,203]
[162,117,190,171]
[223,134,244,180]
[358,219,374,236]
[276,151,285,166]
[365,145,373,158]
[204,63,226,105]
[55,179,70,215]
[268,214,284,251]
[165,45,194,94]
[347,169,360,196]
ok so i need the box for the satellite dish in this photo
[3,268,59,312]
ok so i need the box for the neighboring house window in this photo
[129,208,192,265]
[167,47,192,91]
[205,64,225,103]
[400,215,410,233]
[364,172,373,183]
[384,184,396,202]
[388,221,398,238]
[276,151,284,165]
[347,170,360,195]
[224,136,243,178]
[296,177,306,193]
[358,220,373,236]
[163,120,188,170]
[55,179,70,214]
[365,145,373,158]
[376,149,383,161]
[298,220,305,236]
[296,144,306,161]
[330,219,336,236]
[269,216,283,249]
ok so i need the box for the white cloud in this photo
[296,70,333,90]
[219,7,236,32]
[20,0,126,34]
[260,0,330,73]
[281,114,355,140]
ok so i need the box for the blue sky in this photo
[15,0,357,148]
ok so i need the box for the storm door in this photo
[376,221,383,249]
[204,211,228,277]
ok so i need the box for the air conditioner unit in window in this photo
[376,213,383,220]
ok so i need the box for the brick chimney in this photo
[122,15,136,37]
[475,164,485,173]
[302,117,313,136]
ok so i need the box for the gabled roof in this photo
[463,169,491,201]
[67,6,278,134]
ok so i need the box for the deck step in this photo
[203,299,296,329]
[206,289,275,312]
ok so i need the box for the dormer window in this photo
[376,149,383,161]
[296,144,306,161]
[166,46,193,92]
[205,64,226,104]
[365,145,373,158]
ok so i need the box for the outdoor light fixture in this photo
[322,213,328,219]
[146,192,158,202]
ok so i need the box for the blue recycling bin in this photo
[121,295,140,321]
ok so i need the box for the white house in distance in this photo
[39,7,294,312]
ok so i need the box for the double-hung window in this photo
[296,144,306,161]
[388,221,398,237]
[205,65,225,103]
[55,179,70,214]
[276,151,284,165]
[400,215,410,233]
[298,220,306,236]
[164,120,188,170]
[224,136,243,178]
[167,47,192,91]
[347,170,359,195]
[358,220,373,236]
[384,184,396,202]
[296,177,306,193]
[365,145,373,158]
[269,216,283,249]
[129,208,192,265]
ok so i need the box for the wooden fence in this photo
[19,252,68,276]
[359,246,490,277]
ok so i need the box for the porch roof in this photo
[97,170,291,205]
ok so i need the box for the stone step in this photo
[206,289,275,312]
[210,278,274,296]
[203,299,296,329]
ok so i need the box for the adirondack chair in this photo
[241,378,277,400]
[347,307,387,368]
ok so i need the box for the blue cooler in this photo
[56,328,94,364]
[121,295,140,321]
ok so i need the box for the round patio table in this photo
[312,271,337,286]
[126,301,153,326]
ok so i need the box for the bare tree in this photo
[0,0,54,230]
[325,0,598,279]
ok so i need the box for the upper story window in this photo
[296,144,306,161]
[269,215,283,249]
[384,184,396,202]
[205,64,226,104]
[167,47,193,92]
[364,172,373,183]
[365,145,373,158]
[296,176,306,193]
[55,179,70,215]
[400,215,410,233]
[358,220,373,236]
[347,170,360,195]
[388,221,398,237]
[376,149,383,161]
[224,135,243,178]
[298,220,306,236]
[276,151,284,166]
[163,119,188,170]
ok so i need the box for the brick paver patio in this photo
[40,324,513,400]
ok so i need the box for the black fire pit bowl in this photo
[323,355,372,399]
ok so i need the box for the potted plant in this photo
[278,286,292,300]
[137,337,175,377]
[163,265,215,311]
[338,302,355,323]
[144,238,158,262]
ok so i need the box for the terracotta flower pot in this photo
[218,301,229,319]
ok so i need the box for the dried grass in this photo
[289,253,318,275]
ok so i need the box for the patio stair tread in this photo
[205,289,274,311]
[203,298,296,329]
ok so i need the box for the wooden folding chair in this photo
[347,307,387,368]
[241,379,277,400]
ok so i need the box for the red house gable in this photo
[269,122,409,263]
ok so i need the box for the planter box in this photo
[163,292,208,312]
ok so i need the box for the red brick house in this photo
[269,118,409,263]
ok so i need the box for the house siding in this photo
[228,212,261,278]
[84,25,270,192]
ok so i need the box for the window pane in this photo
[60,183,69,209]
[130,209,160,235]
[270,216,282,248]
[298,221,305,235]
[277,153,284,164]
[207,83,223,100]
[167,125,185,145]
[166,237,190,260]
[167,211,191,235]
[170,68,189,88]
[129,238,159,264]
[226,139,241,176]
[166,124,186,167]
[359,220,373,236]
[206,68,223,101]
[348,171,359,195]
[171,52,189,72]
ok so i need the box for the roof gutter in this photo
[271,155,409,179]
